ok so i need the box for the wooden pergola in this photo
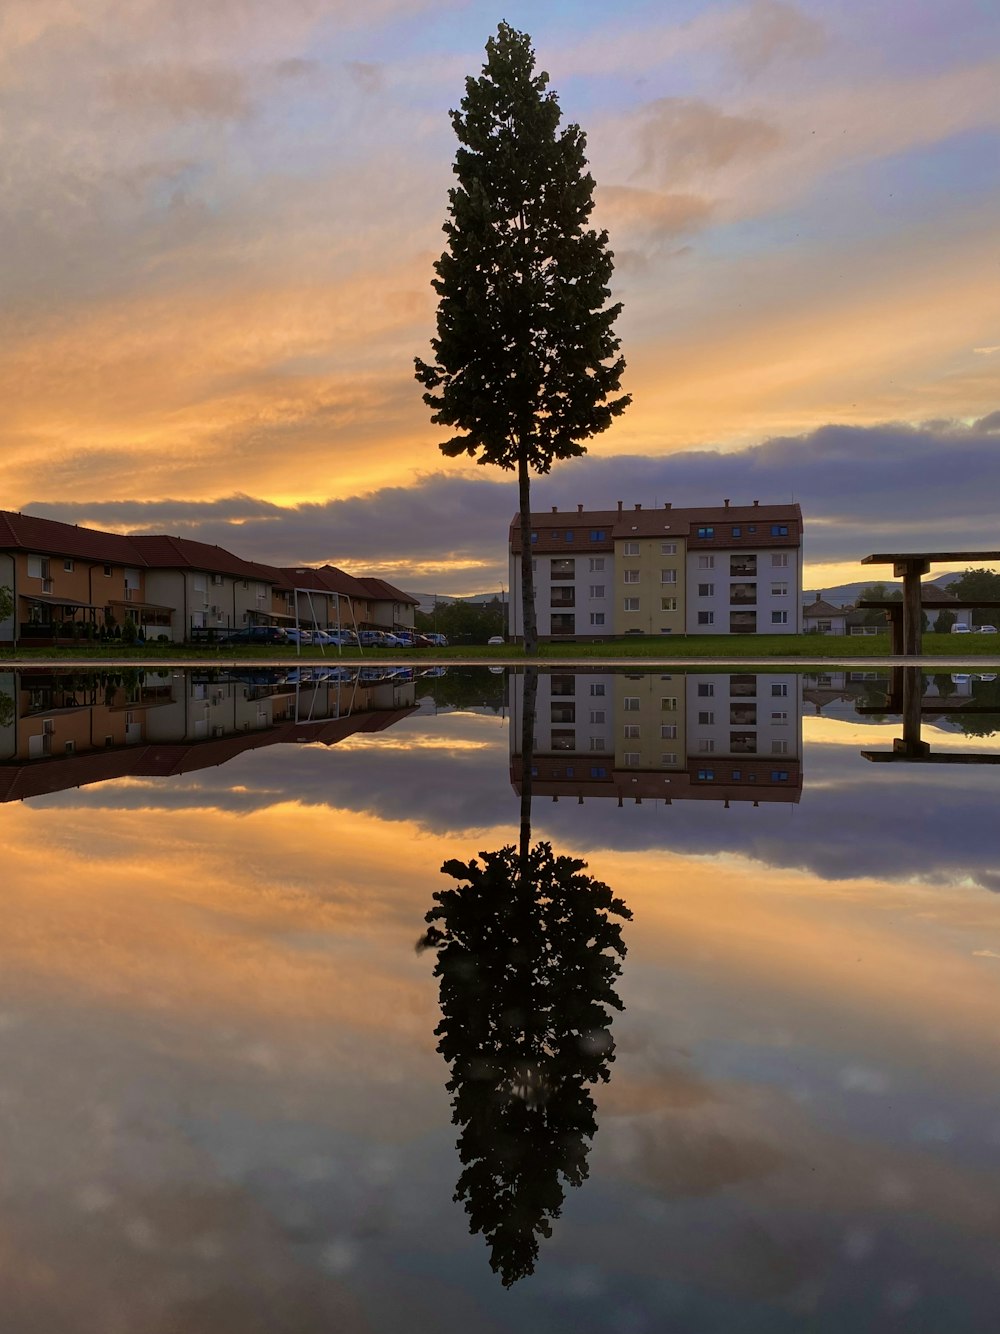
[860,550,1000,656]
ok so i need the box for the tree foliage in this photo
[0,584,12,624]
[951,568,1000,626]
[415,22,629,652]
[419,842,631,1286]
[414,598,505,644]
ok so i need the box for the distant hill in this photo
[804,572,962,607]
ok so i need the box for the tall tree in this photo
[415,23,630,655]
[951,567,1000,627]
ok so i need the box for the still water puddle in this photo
[1,665,999,1332]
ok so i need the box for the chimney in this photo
[663,502,672,509]
[577,503,583,512]
[617,501,623,512]
[753,499,759,507]
[724,498,730,508]
[551,505,558,513]
[634,503,641,511]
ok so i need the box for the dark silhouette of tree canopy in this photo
[414,23,630,655]
[951,568,1000,627]
[418,668,632,1284]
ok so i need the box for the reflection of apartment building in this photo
[510,670,803,803]
[508,501,802,640]
[0,668,417,801]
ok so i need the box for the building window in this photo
[27,556,50,579]
[772,740,789,754]
[732,526,741,537]
[589,737,606,751]
[624,697,640,711]
[551,558,575,580]
[771,524,789,536]
[698,584,714,597]
[698,683,714,697]
[661,724,677,739]
[589,558,605,572]
[530,532,538,543]
[661,697,677,710]
[624,597,640,612]
[698,740,715,754]
[624,752,641,767]
[697,527,714,539]
[661,752,678,765]
[771,582,788,596]
[661,542,676,554]
[63,559,74,572]
[589,585,605,598]
[771,711,788,722]
[590,612,605,626]
[550,613,575,634]
[697,768,715,780]
[772,553,788,567]
[590,710,606,724]
[661,597,677,611]
[772,683,788,697]
[698,711,715,725]
[624,569,640,583]
[698,555,714,569]
[589,529,606,541]
[698,611,714,626]
[660,569,677,584]
[590,683,605,696]
[103,564,113,577]
[771,770,790,781]
[565,530,574,541]
[590,766,607,778]
[624,723,640,738]
[623,541,640,555]
[771,610,789,625]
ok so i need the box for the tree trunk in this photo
[519,666,537,871]
[518,451,537,655]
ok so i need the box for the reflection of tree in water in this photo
[419,668,631,1285]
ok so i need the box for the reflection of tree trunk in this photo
[519,667,537,870]
[518,454,537,656]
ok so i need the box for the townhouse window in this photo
[771,610,789,625]
[771,711,788,723]
[661,542,677,554]
[63,559,74,572]
[589,585,605,598]
[590,683,606,696]
[698,611,714,626]
[772,553,788,567]
[589,529,606,541]
[772,683,788,697]
[27,556,50,579]
[624,697,640,711]
[697,527,714,538]
[624,724,640,739]
[622,752,640,767]
[661,724,677,739]
[661,752,678,765]
[623,569,640,583]
[103,565,112,577]
[698,683,714,697]
[660,569,677,583]
[771,582,788,596]
[698,740,715,753]
[624,598,640,611]
[698,555,715,569]
[698,584,714,597]
[661,697,677,710]
[590,612,605,626]
[589,737,606,751]
[771,524,789,536]
[589,558,605,571]
[590,710,606,724]
[698,711,714,725]
[623,541,640,555]
[661,597,677,611]
[732,526,742,537]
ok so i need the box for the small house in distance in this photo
[802,595,849,635]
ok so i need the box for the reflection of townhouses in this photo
[0,669,416,802]
[510,671,803,803]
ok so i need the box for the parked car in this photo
[951,623,971,634]
[283,627,314,644]
[976,625,998,633]
[358,629,400,647]
[218,626,289,645]
[422,633,449,647]
[487,635,505,645]
[316,630,358,646]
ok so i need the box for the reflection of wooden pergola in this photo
[860,667,1000,763]
[860,550,1000,655]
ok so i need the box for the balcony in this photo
[730,705,758,726]
[730,582,757,606]
[550,588,576,608]
[731,556,757,576]
[550,559,575,581]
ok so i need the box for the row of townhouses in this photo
[0,510,418,647]
[509,669,803,804]
[508,500,803,639]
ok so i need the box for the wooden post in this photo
[893,667,930,757]
[895,558,930,656]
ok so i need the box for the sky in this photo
[3,0,999,594]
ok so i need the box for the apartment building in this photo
[508,501,803,639]
[509,669,803,803]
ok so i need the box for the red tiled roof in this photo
[278,565,372,599]
[510,503,802,554]
[129,534,282,581]
[355,576,419,605]
[0,509,145,563]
